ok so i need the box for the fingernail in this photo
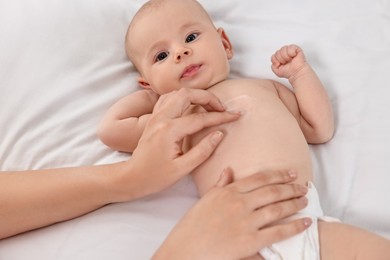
[219,101,227,111]
[300,185,308,194]
[288,170,297,179]
[303,218,312,227]
[228,110,241,115]
[211,131,224,145]
[299,196,308,206]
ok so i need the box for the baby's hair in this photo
[125,0,161,65]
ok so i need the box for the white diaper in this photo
[259,182,339,260]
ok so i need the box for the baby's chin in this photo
[209,70,230,86]
[169,72,229,93]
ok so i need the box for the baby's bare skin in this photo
[188,78,312,196]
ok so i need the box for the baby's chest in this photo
[184,85,298,151]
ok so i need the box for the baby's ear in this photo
[137,77,151,89]
[217,28,234,59]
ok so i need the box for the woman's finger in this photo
[231,170,297,193]
[254,217,312,249]
[245,183,307,210]
[252,196,308,228]
[154,89,226,118]
[173,110,240,140]
[175,131,225,174]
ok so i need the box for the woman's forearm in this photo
[0,163,127,239]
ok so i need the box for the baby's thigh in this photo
[318,221,390,260]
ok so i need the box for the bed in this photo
[0,0,389,259]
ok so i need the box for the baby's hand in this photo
[271,45,307,81]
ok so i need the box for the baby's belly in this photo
[190,94,313,196]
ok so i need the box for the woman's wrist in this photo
[105,159,160,203]
[102,161,140,203]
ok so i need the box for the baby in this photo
[98,0,390,259]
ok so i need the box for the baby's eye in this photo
[155,51,168,62]
[185,33,199,43]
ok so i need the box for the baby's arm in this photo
[98,89,159,152]
[271,45,334,144]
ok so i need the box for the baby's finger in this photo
[287,44,299,58]
[271,54,280,67]
[274,49,286,64]
[282,45,290,59]
[280,45,295,62]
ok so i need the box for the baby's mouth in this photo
[181,64,202,78]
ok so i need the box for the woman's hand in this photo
[153,169,311,260]
[119,89,240,200]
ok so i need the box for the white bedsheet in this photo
[0,0,389,259]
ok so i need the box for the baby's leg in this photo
[319,221,390,260]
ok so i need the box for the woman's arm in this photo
[0,89,239,239]
[0,163,126,239]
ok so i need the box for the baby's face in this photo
[127,0,233,95]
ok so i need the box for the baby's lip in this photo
[181,64,202,78]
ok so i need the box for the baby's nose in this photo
[175,48,192,63]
